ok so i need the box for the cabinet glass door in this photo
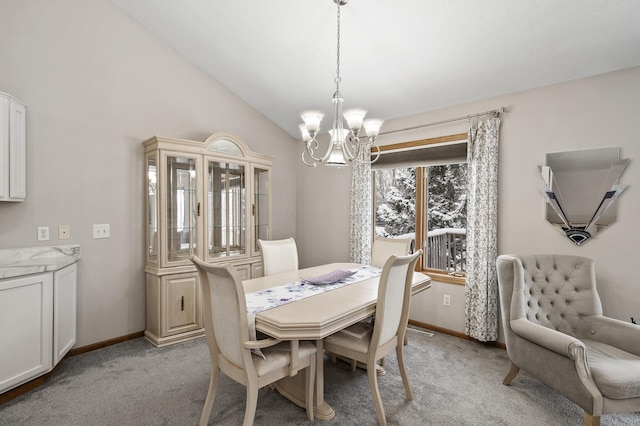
[166,156,197,262]
[207,161,246,258]
[147,154,158,263]
[254,167,270,252]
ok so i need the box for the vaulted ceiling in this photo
[110,0,640,138]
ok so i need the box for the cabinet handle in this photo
[181,296,184,311]
[197,202,201,216]
[252,204,256,216]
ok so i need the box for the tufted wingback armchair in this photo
[497,254,640,426]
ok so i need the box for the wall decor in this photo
[539,147,629,245]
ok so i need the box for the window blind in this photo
[372,141,467,170]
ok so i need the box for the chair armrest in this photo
[244,337,282,350]
[582,315,640,355]
[511,318,584,358]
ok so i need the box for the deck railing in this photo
[425,228,466,273]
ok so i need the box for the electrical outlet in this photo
[58,225,70,240]
[37,226,50,241]
[443,294,451,307]
[93,224,110,239]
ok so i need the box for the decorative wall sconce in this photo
[539,147,630,245]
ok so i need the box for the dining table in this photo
[242,262,432,420]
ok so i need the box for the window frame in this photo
[373,132,468,286]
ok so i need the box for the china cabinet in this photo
[0,91,26,202]
[143,133,272,347]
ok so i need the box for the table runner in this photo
[246,265,382,316]
[246,265,382,357]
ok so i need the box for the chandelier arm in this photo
[343,134,359,160]
[351,139,381,164]
[306,137,319,151]
[301,149,318,167]
[305,139,326,163]
[370,143,381,163]
[319,141,337,163]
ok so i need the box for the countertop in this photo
[0,245,81,280]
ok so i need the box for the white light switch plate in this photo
[93,224,110,239]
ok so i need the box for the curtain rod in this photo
[379,106,506,136]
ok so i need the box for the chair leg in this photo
[243,386,259,426]
[503,362,520,386]
[396,345,413,400]
[199,367,220,426]
[584,412,601,426]
[367,362,387,426]
[305,354,316,421]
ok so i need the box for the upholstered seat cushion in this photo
[583,339,640,399]
[325,323,373,354]
[254,341,316,376]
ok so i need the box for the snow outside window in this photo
[373,163,467,275]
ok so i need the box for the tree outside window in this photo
[374,163,467,274]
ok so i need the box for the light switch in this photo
[93,224,110,239]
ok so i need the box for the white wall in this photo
[295,137,353,268]
[297,66,640,334]
[0,0,298,347]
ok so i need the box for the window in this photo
[372,134,468,284]
[422,164,467,275]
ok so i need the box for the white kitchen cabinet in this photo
[0,273,53,393]
[53,263,77,365]
[0,246,80,394]
[0,91,26,202]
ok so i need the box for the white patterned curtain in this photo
[464,113,500,342]
[349,148,372,264]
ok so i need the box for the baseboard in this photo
[67,331,145,357]
[408,319,506,350]
[0,330,144,405]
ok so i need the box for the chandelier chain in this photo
[335,2,341,87]
[298,0,383,167]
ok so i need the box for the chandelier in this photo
[299,0,382,167]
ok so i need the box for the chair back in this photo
[191,256,250,369]
[497,254,603,341]
[371,236,413,268]
[371,250,422,348]
[258,237,299,276]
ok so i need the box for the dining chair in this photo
[191,255,317,426]
[258,237,299,276]
[323,250,423,426]
[371,236,413,352]
[370,236,412,268]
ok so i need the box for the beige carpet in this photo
[1,327,639,425]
